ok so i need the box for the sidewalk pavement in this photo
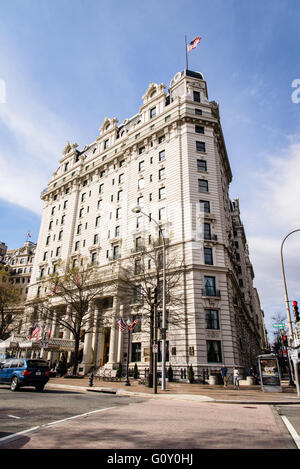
[47,377,300,404]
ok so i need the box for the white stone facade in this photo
[24,70,267,379]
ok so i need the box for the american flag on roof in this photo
[129,318,139,331]
[117,318,127,332]
[188,36,202,52]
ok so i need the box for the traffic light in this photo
[292,300,300,323]
[282,334,288,347]
[151,287,158,305]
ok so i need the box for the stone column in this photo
[117,304,125,363]
[91,303,100,366]
[82,303,94,371]
[108,296,119,367]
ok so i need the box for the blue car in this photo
[0,358,50,392]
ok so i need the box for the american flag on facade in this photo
[187,36,202,52]
[117,318,127,332]
[30,324,41,342]
[51,283,60,296]
[128,318,139,331]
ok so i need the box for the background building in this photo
[23,69,267,378]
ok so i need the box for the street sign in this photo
[272,324,287,328]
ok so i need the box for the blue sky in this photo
[1,0,300,339]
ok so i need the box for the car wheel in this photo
[10,376,19,392]
[35,385,45,392]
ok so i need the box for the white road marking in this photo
[281,415,300,449]
[0,406,116,445]
[7,415,21,419]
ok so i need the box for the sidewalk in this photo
[47,377,300,404]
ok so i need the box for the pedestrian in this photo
[249,367,254,377]
[233,367,240,389]
[220,364,228,388]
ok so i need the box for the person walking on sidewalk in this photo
[233,367,240,389]
[220,365,228,388]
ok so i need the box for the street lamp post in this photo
[280,229,300,390]
[132,206,167,391]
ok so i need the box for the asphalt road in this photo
[275,405,300,448]
[0,385,147,441]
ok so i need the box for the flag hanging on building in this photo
[129,319,139,331]
[117,318,127,332]
[187,36,201,52]
[51,283,60,296]
[30,324,41,342]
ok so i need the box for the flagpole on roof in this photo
[185,35,188,71]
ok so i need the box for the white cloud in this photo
[243,141,300,338]
[0,93,74,215]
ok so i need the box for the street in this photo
[0,386,146,441]
[0,385,298,450]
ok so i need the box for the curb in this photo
[46,383,300,405]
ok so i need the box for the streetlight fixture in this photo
[131,205,167,391]
[280,229,300,391]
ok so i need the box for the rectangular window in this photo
[131,342,142,362]
[138,178,144,190]
[95,216,100,227]
[159,167,165,179]
[205,309,220,330]
[118,173,124,184]
[197,159,207,172]
[91,252,97,264]
[150,107,156,119]
[204,276,216,296]
[99,184,104,193]
[113,245,120,259]
[138,160,145,172]
[195,125,204,134]
[195,108,202,115]
[193,90,201,102]
[116,207,121,219]
[200,200,210,213]
[75,241,79,251]
[79,208,84,218]
[203,223,211,240]
[63,200,68,209]
[104,139,109,149]
[159,150,165,162]
[158,207,166,221]
[94,234,99,244]
[207,340,222,363]
[115,226,120,237]
[117,190,123,201]
[198,179,208,192]
[58,230,63,241]
[81,193,86,202]
[196,141,206,152]
[158,135,165,144]
[204,247,213,265]
[159,186,166,200]
[137,196,144,206]
[77,224,82,235]
[139,146,145,155]
[136,216,142,228]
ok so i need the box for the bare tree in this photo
[0,283,21,341]
[117,239,186,376]
[32,256,111,375]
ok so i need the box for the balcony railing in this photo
[202,288,221,298]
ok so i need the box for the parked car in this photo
[0,358,50,392]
